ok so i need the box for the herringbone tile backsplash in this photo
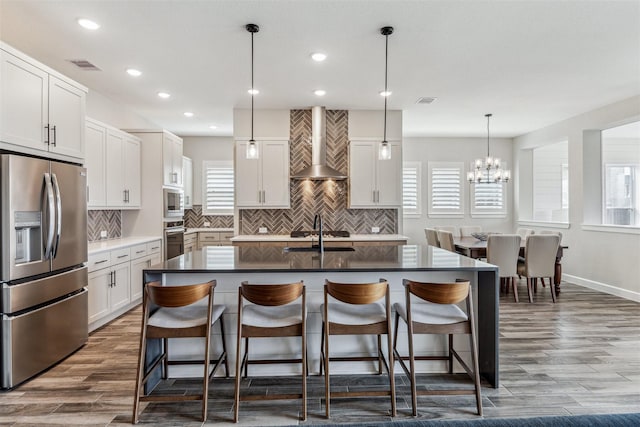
[240,109,398,235]
[88,210,122,241]
[185,205,234,229]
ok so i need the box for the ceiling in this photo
[1,0,639,138]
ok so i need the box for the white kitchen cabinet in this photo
[0,43,86,161]
[235,140,290,208]
[184,233,198,253]
[163,133,183,188]
[197,231,235,249]
[349,140,402,208]
[87,248,131,324]
[129,240,162,302]
[183,156,193,208]
[86,118,141,209]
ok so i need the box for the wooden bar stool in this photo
[234,281,306,422]
[320,279,396,418]
[132,280,228,423]
[393,279,482,416]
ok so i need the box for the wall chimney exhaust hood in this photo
[291,106,347,180]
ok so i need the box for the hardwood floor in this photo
[1,281,638,426]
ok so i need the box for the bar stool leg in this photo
[218,315,230,376]
[377,334,383,374]
[324,320,330,418]
[386,317,396,417]
[448,334,454,374]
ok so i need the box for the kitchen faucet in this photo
[313,214,324,253]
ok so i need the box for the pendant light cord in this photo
[251,29,255,141]
[383,31,388,142]
[486,113,492,158]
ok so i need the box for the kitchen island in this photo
[143,244,499,387]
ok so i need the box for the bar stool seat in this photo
[322,300,386,324]
[147,300,226,329]
[242,303,303,327]
[395,301,468,325]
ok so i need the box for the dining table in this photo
[453,237,567,292]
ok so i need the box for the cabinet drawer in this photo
[87,252,111,273]
[198,232,220,242]
[146,240,162,254]
[130,244,148,259]
[111,247,131,265]
[184,234,198,245]
[218,232,234,244]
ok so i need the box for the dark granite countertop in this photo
[147,245,497,273]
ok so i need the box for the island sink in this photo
[283,246,356,253]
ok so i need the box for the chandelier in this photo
[467,113,510,183]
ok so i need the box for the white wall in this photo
[402,136,514,244]
[182,136,234,205]
[514,95,640,300]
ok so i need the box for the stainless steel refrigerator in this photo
[1,154,88,389]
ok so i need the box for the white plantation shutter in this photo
[203,161,234,215]
[428,162,464,217]
[471,169,507,217]
[403,162,421,216]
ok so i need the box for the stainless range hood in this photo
[291,106,347,180]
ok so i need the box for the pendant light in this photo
[467,113,511,183]
[379,26,393,160]
[246,23,259,159]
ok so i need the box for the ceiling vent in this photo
[67,59,101,71]
[416,97,437,104]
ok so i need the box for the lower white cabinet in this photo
[88,247,131,324]
[197,231,234,249]
[184,233,198,254]
[87,238,161,331]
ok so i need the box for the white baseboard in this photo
[564,274,640,302]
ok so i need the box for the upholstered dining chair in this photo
[424,228,440,247]
[437,230,456,252]
[459,226,482,238]
[320,279,396,418]
[393,279,482,416]
[517,234,561,303]
[516,227,535,241]
[234,281,307,422]
[536,230,563,288]
[435,226,459,238]
[133,280,228,423]
[487,234,522,302]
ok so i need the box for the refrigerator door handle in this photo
[42,173,55,260]
[51,173,62,258]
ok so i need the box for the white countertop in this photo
[88,236,162,254]
[186,228,234,234]
[230,234,409,242]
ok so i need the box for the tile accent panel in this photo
[87,210,122,241]
[239,109,398,235]
[185,205,234,229]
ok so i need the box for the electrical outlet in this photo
[204,221,211,227]
[100,230,107,238]
[371,226,380,234]
[258,227,268,234]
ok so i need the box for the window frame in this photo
[469,166,507,218]
[202,160,234,216]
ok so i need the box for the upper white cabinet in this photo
[163,133,183,188]
[0,43,86,161]
[183,156,193,209]
[349,140,402,208]
[85,118,141,209]
[235,140,290,208]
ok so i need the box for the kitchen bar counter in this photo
[231,233,409,246]
[144,245,499,387]
[88,236,162,254]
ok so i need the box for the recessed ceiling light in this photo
[379,90,392,97]
[314,89,326,96]
[157,92,171,99]
[183,112,194,117]
[248,88,259,95]
[311,53,327,62]
[126,68,142,77]
[209,125,217,130]
[77,18,100,30]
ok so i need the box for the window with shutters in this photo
[402,161,422,217]
[202,161,234,215]
[470,167,507,218]
[428,162,464,218]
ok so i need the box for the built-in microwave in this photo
[163,188,184,220]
